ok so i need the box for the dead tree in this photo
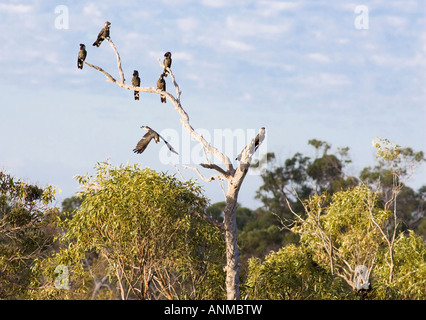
[80,27,265,300]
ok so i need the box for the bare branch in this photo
[163,67,234,172]
[158,59,182,101]
[84,61,116,83]
[171,163,188,182]
[216,178,227,198]
[200,163,230,177]
[84,60,172,98]
[237,127,265,166]
[174,163,226,207]
[108,39,125,83]
[191,209,224,231]
[183,165,223,182]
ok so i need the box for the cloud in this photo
[201,0,233,8]
[370,53,426,69]
[383,16,407,30]
[318,73,351,86]
[296,73,352,88]
[0,3,32,14]
[306,53,331,63]
[222,39,254,52]
[256,1,304,16]
[177,17,199,32]
[43,52,59,65]
[173,51,193,61]
[83,3,101,16]
[238,92,253,102]
[389,0,419,12]
[83,3,102,18]
[226,15,291,38]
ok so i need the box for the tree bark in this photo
[223,182,240,300]
[223,164,250,300]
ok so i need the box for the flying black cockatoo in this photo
[235,127,265,161]
[133,126,178,155]
[77,44,87,69]
[93,21,111,47]
[157,74,166,103]
[132,70,141,100]
[163,52,172,77]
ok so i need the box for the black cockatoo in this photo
[133,126,178,155]
[77,44,87,69]
[163,51,172,77]
[132,70,141,100]
[93,21,111,47]
[157,74,166,103]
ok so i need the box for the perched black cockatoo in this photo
[235,127,265,161]
[133,126,178,155]
[157,74,166,103]
[77,44,87,69]
[132,70,141,100]
[93,21,111,47]
[163,51,172,77]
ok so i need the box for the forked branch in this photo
[108,39,125,83]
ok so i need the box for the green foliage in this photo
[245,244,348,299]
[306,154,342,189]
[368,137,425,194]
[372,137,425,166]
[360,138,425,234]
[0,171,58,299]
[256,152,311,208]
[238,208,296,260]
[252,140,359,268]
[256,140,358,219]
[3,136,424,300]
[207,202,294,273]
[372,231,426,299]
[61,195,84,214]
[36,162,225,300]
[296,186,390,286]
[246,184,426,299]
[206,201,254,232]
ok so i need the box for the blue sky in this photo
[0,0,425,209]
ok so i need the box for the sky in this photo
[0,0,425,210]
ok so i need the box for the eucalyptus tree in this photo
[36,163,225,300]
[0,171,57,299]
[248,139,426,299]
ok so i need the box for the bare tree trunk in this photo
[222,164,250,299]
[223,182,240,299]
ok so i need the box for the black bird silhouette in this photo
[163,51,172,77]
[157,74,166,103]
[77,44,87,69]
[132,70,141,100]
[93,21,111,47]
[133,126,178,155]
